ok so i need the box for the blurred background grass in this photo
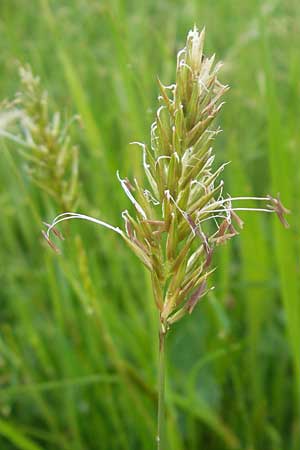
[0,0,299,449]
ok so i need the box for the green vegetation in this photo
[0,1,299,449]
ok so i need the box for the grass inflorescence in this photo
[44,27,289,449]
[0,2,299,450]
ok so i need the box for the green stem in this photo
[157,324,166,450]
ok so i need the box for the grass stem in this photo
[157,324,166,450]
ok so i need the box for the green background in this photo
[0,0,299,449]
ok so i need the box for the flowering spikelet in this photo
[45,27,289,332]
